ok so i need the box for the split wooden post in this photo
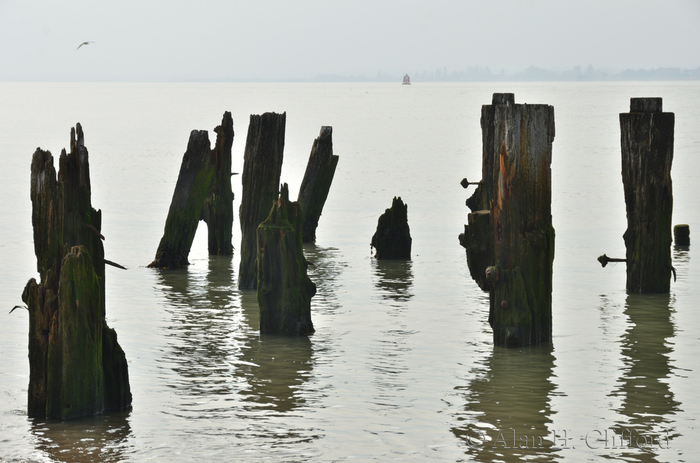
[620,98,674,292]
[297,126,339,243]
[256,183,316,335]
[238,112,286,290]
[21,125,131,419]
[149,112,235,269]
[459,93,555,347]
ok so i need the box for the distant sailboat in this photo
[402,74,411,85]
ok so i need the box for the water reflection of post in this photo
[31,411,132,461]
[452,346,559,462]
[156,256,239,399]
[608,293,680,457]
[238,291,314,413]
[371,259,414,303]
[303,245,346,304]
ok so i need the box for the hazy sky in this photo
[1,0,698,81]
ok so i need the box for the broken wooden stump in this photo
[620,98,674,292]
[238,112,286,290]
[149,112,235,269]
[256,183,316,335]
[21,124,131,419]
[371,196,412,259]
[297,126,339,243]
[674,224,690,246]
[459,93,555,348]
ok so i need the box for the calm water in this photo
[1,82,699,462]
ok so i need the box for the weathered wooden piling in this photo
[238,112,286,290]
[459,93,555,348]
[256,183,316,335]
[674,224,690,246]
[371,196,412,259]
[297,126,339,243]
[21,124,131,419]
[620,98,674,292]
[202,112,235,255]
[149,112,234,269]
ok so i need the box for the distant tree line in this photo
[314,66,700,82]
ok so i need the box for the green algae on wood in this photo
[460,93,555,348]
[620,98,674,293]
[256,183,316,335]
[239,112,286,290]
[297,126,339,243]
[371,196,412,259]
[21,124,131,419]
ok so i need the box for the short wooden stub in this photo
[620,98,674,292]
[460,93,555,348]
[22,125,131,419]
[238,112,286,290]
[297,126,339,243]
[674,224,690,246]
[371,196,412,259]
[256,183,316,335]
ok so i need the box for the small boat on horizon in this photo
[402,74,411,85]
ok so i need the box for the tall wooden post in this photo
[22,124,131,419]
[203,112,235,255]
[620,98,674,293]
[297,126,339,243]
[238,112,286,290]
[460,93,555,347]
[257,183,316,335]
[149,130,214,269]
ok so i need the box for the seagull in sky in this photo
[76,41,94,50]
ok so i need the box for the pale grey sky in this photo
[1,0,698,81]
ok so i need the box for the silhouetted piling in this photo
[257,183,316,335]
[371,196,412,259]
[620,98,674,292]
[297,126,339,243]
[459,93,555,348]
[149,112,235,269]
[674,224,690,246]
[238,112,286,290]
[21,124,131,419]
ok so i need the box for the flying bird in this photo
[9,305,27,314]
[76,41,94,50]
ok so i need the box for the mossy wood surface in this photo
[239,112,286,290]
[371,197,412,259]
[256,184,316,335]
[461,94,555,347]
[620,98,674,293]
[297,126,339,243]
[22,125,131,419]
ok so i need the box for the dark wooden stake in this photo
[257,183,316,335]
[238,112,286,290]
[371,196,412,259]
[459,93,555,348]
[21,125,131,419]
[620,98,674,292]
[297,126,339,243]
[149,112,235,269]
